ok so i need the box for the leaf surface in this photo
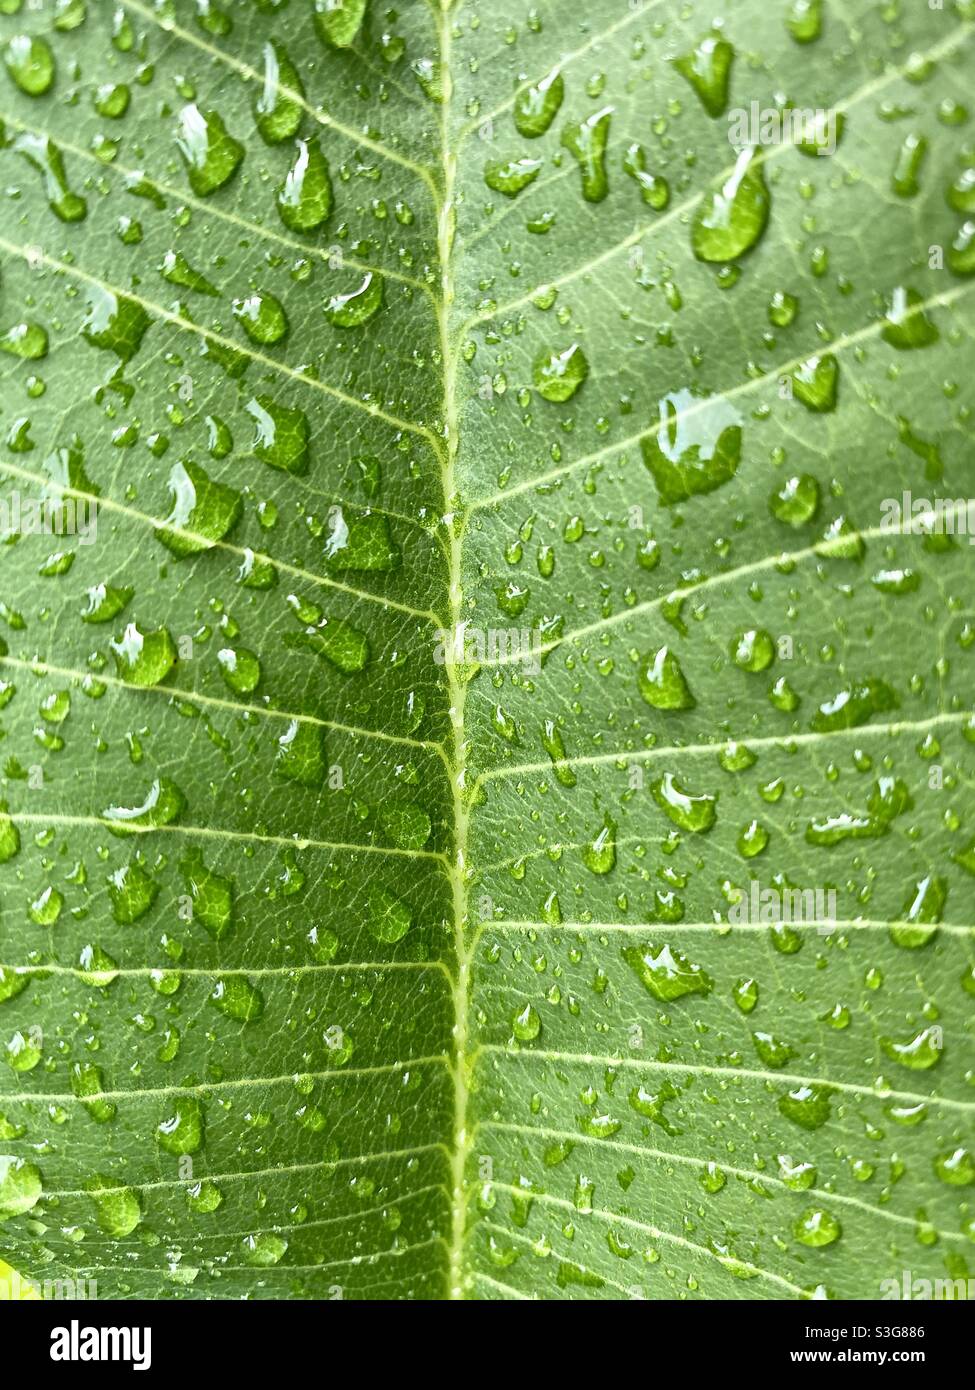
[0,0,974,1302]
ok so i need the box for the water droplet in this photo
[314,0,366,48]
[934,1148,974,1186]
[324,508,399,571]
[81,285,150,362]
[175,103,243,196]
[277,138,332,232]
[367,886,412,943]
[513,68,563,137]
[672,33,734,117]
[11,132,86,221]
[533,343,588,402]
[82,583,133,624]
[638,646,695,710]
[379,801,431,851]
[778,1084,832,1130]
[880,1026,943,1070]
[210,976,264,1022]
[179,849,234,938]
[325,272,384,327]
[512,1003,541,1041]
[752,1030,796,1069]
[768,289,798,326]
[0,321,48,359]
[157,459,242,555]
[217,646,261,695]
[246,395,310,475]
[642,389,742,502]
[794,1208,841,1248]
[623,143,669,209]
[730,628,775,672]
[255,41,304,144]
[187,1179,223,1212]
[891,132,927,198]
[786,0,823,43]
[110,622,176,687]
[108,861,159,924]
[0,1155,42,1220]
[769,473,819,524]
[159,248,218,297]
[790,354,838,411]
[881,286,940,349]
[890,875,945,948]
[692,148,770,262]
[156,1096,204,1155]
[88,1176,141,1235]
[948,220,975,276]
[623,942,712,1002]
[733,977,759,1013]
[561,107,612,202]
[233,290,288,345]
[651,773,717,832]
[484,157,543,198]
[241,1232,288,1265]
[71,1062,116,1123]
[94,82,130,119]
[3,33,55,96]
[811,678,899,732]
[582,814,616,874]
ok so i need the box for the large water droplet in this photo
[691,148,770,262]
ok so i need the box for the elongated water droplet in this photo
[255,41,304,143]
[514,68,563,137]
[691,148,770,262]
[12,132,86,221]
[561,108,612,202]
[246,395,310,475]
[623,943,712,1002]
[277,138,332,232]
[672,33,734,117]
[484,157,543,198]
[582,814,616,874]
[623,143,669,209]
[175,103,243,196]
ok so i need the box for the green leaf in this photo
[0,0,974,1304]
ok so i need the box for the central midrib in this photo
[434,0,473,1301]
